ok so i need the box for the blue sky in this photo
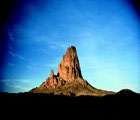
[1,0,140,93]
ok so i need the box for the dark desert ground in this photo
[0,89,140,119]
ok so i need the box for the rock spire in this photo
[57,46,82,82]
[30,46,115,96]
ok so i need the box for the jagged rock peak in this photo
[66,46,77,55]
[30,46,116,96]
[50,69,54,77]
[57,46,83,82]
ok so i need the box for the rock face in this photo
[57,46,82,82]
[30,46,115,96]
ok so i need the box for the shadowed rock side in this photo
[30,46,115,96]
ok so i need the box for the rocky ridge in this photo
[30,46,115,96]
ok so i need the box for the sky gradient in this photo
[0,0,140,93]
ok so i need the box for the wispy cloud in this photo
[8,63,15,67]
[19,79,30,83]
[48,41,68,50]
[34,35,71,50]
[79,56,101,70]
[26,65,36,70]
[9,51,25,60]
[26,62,37,70]
[1,78,31,83]
[8,30,15,41]
[44,57,62,69]
[0,79,11,83]
[45,63,58,68]
[8,84,31,91]
[1,78,32,92]
[30,62,37,66]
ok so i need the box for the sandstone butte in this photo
[30,46,115,96]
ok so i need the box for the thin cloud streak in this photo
[8,84,30,91]
[26,65,36,70]
[8,63,15,67]
[9,51,25,60]
[8,30,15,41]
[1,78,32,92]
